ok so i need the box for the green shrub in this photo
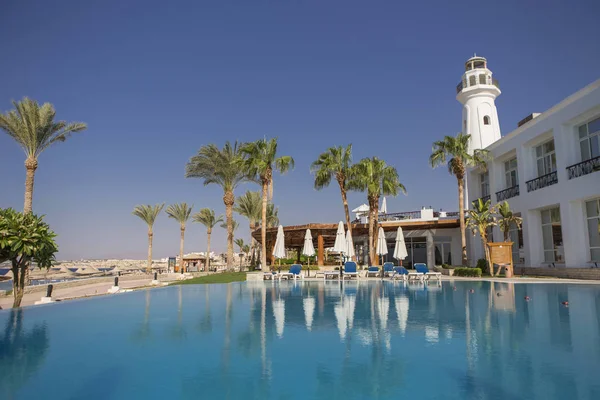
[476,258,489,274]
[454,267,482,277]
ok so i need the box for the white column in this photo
[524,209,543,267]
[560,200,588,267]
[426,230,435,268]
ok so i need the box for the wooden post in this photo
[317,234,324,266]
[296,247,301,264]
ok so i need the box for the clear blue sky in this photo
[1,0,599,260]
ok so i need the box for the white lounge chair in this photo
[415,263,442,281]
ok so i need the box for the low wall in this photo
[515,266,600,280]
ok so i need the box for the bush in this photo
[476,258,489,274]
[454,267,482,277]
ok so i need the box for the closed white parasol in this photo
[302,229,316,277]
[333,221,346,269]
[345,229,355,259]
[393,226,408,265]
[272,225,286,267]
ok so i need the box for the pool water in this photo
[1,280,600,399]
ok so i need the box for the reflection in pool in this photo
[1,280,600,399]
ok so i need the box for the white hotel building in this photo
[461,56,600,269]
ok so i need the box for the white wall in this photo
[468,79,600,267]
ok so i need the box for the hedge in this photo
[453,267,482,277]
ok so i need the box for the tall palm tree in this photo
[166,203,193,273]
[466,198,497,275]
[234,191,262,266]
[132,203,165,273]
[311,144,354,237]
[429,133,490,265]
[497,201,522,242]
[192,208,223,272]
[242,138,294,271]
[220,219,239,232]
[186,141,250,270]
[0,98,87,213]
[348,157,406,265]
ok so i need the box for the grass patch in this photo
[170,272,247,285]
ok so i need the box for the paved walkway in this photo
[0,278,165,309]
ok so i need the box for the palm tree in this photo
[220,219,239,232]
[242,138,294,271]
[311,144,354,237]
[186,141,250,270]
[429,133,490,265]
[0,98,87,213]
[234,191,262,266]
[132,203,165,273]
[497,201,523,242]
[466,198,497,275]
[192,208,223,272]
[348,157,406,265]
[166,203,193,273]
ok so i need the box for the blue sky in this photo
[1,0,599,260]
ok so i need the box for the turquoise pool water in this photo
[1,280,600,399]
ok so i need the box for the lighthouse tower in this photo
[456,55,501,152]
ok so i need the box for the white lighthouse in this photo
[456,55,502,152]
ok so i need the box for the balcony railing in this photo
[456,77,500,94]
[526,171,558,192]
[495,185,520,202]
[472,195,491,206]
[566,156,600,180]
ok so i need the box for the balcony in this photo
[456,77,500,94]
[472,195,491,207]
[496,185,520,202]
[526,171,558,192]
[566,156,600,180]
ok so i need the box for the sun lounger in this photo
[365,266,379,278]
[318,270,340,280]
[415,263,442,281]
[383,262,394,277]
[407,268,424,281]
[391,266,409,281]
[263,271,278,280]
[342,262,358,279]
[279,264,304,281]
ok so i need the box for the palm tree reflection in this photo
[0,310,50,398]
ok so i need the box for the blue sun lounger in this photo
[383,262,395,277]
[279,264,304,281]
[342,262,358,279]
[391,266,409,281]
[415,263,442,281]
[365,266,379,278]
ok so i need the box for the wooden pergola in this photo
[252,219,460,266]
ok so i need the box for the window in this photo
[535,140,557,177]
[504,158,518,188]
[578,117,600,161]
[480,171,490,197]
[541,207,564,263]
[586,199,600,261]
[509,221,524,264]
[434,239,452,266]
[483,115,491,125]
[464,120,467,131]
[479,74,488,84]
[469,75,476,86]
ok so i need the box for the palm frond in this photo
[192,208,223,229]
[132,203,165,227]
[0,98,87,159]
[166,203,193,226]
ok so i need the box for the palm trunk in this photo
[11,259,27,308]
[481,234,493,276]
[147,228,153,274]
[458,177,468,265]
[179,226,185,274]
[261,180,269,272]
[368,206,375,265]
[224,191,235,271]
[339,181,355,261]
[23,157,38,214]
[206,231,212,271]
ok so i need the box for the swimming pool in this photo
[1,280,599,399]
